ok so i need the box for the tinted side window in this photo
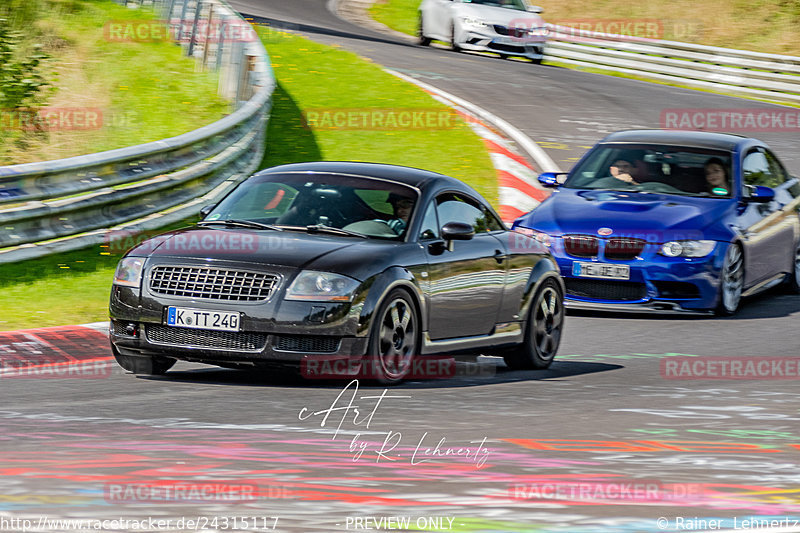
[419,201,439,240]
[483,208,505,232]
[436,193,491,233]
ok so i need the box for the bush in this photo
[0,18,49,109]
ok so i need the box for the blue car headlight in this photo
[515,227,552,248]
[285,271,360,302]
[659,240,716,258]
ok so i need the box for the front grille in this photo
[493,24,526,38]
[564,234,599,258]
[605,238,646,260]
[273,335,341,353]
[146,325,267,352]
[488,42,525,53]
[149,266,278,301]
[566,278,647,301]
[653,281,701,299]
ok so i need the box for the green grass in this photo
[257,28,496,200]
[369,0,419,37]
[0,0,229,165]
[0,218,197,330]
[0,27,496,331]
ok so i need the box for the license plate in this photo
[166,306,240,331]
[495,37,517,45]
[572,262,630,280]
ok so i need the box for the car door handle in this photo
[493,250,507,264]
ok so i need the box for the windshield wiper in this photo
[197,219,284,231]
[304,224,368,239]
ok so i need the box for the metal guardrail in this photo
[545,25,800,104]
[0,0,274,263]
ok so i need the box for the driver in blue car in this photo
[609,150,649,185]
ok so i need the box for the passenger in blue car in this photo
[704,157,729,194]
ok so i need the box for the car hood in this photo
[455,4,542,26]
[128,227,360,270]
[126,227,420,281]
[521,189,735,241]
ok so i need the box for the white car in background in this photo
[419,0,548,63]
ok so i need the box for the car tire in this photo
[782,241,800,294]
[503,277,564,370]
[450,23,462,52]
[498,53,508,59]
[531,57,543,64]
[367,289,418,385]
[716,243,744,316]
[418,15,431,46]
[112,345,176,375]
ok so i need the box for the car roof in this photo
[600,129,752,151]
[253,161,470,191]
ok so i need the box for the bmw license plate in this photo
[572,262,630,280]
[166,306,240,331]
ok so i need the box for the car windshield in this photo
[205,173,419,239]
[563,143,734,198]
[463,0,528,11]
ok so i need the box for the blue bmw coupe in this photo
[512,130,800,315]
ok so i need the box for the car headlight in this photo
[461,16,488,28]
[515,227,551,248]
[527,26,549,37]
[113,257,145,288]
[285,271,361,302]
[660,240,716,258]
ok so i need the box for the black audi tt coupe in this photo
[109,162,565,383]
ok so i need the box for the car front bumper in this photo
[109,257,370,368]
[459,30,546,59]
[554,243,726,312]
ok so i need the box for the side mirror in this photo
[441,221,474,251]
[527,5,543,13]
[747,185,775,203]
[537,172,567,188]
[199,204,214,218]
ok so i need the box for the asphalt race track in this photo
[1,2,800,532]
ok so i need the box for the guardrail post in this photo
[216,17,226,72]
[202,4,214,68]
[187,0,203,57]
[176,0,190,43]
[164,0,177,23]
